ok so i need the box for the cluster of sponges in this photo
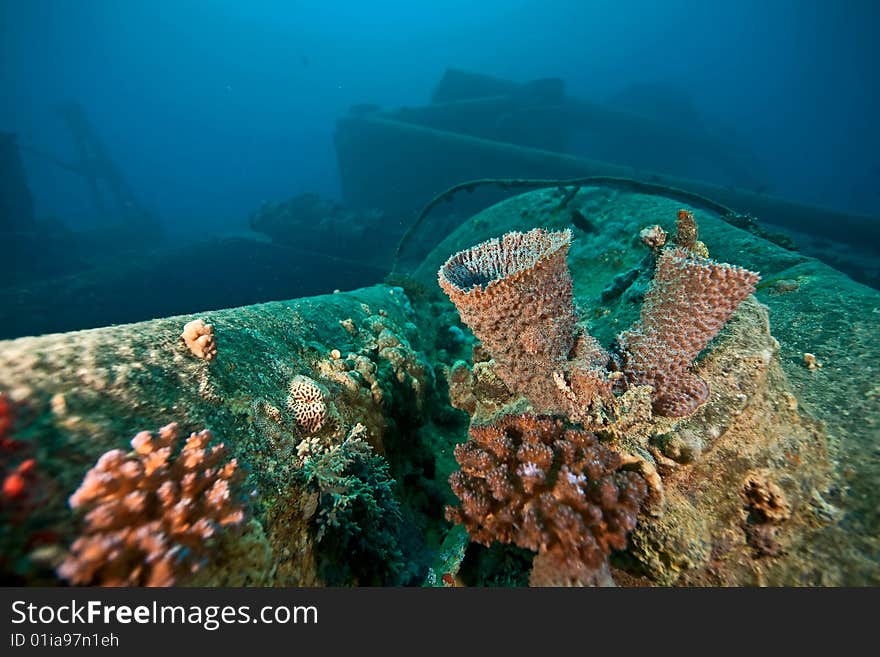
[446,414,647,586]
[618,246,760,415]
[438,216,759,418]
[58,422,246,586]
[438,228,612,422]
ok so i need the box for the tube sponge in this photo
[438,228,609,416]
[618,246,760,416]
[438,227,577,367]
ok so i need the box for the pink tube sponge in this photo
[438,228,610,416]
[618,247,760,416]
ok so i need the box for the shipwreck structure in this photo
[335,68,878,269]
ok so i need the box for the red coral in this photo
[58,422,247,587]
[3,459,34,499]
[446,414,647,586]
[618,247,759,416]
[0,393,25,454]
[0,394,39,509]
[0,393,12,439]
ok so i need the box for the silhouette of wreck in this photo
[335,68,878,272]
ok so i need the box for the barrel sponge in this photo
[445,414,647,586]
[618,247,760,416]
[438,229,591,412]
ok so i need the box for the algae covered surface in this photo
[417,187,879,585]
[0,285,462,585]
[1,187,878,586]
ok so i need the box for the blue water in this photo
[2,0,878,240]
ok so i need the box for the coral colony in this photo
[439,211,759,585]
[446,414,647,586]
[181,319,217,361]
[1,394,40,507]
[58,423,246,586]
[288,375,329,434]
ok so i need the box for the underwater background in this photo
[0,1,878,587]
[3,2,879,240]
